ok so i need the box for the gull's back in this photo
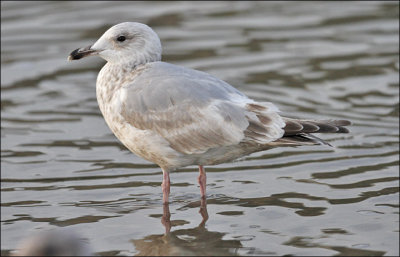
[119,61,248,112]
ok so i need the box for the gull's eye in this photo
[117,36,126,42]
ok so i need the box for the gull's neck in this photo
[106,48,162,69]
[106,59,151,71]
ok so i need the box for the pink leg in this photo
[198,165,207,198]
[161,169,170,203]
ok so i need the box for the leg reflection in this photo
[199,197,208,228]
[162,203,171,234]
[161,198,209,234]
[134,198,242,255]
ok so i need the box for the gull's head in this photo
[68,22,162,65]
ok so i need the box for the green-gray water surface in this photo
[1,1,399,256]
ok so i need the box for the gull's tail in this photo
[273,118,351,146]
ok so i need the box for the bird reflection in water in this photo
[132,198,242,256]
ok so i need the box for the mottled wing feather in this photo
[243,102,285,143]
[117,62,285,155]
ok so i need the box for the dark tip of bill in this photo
[68,48,83,61]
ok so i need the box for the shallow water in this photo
[1,1,399,256]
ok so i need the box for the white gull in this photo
[68,22,350,203]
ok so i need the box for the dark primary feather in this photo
[276,118,351,146]
[283,118,350,135]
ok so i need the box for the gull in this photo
[68,22,350,203]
